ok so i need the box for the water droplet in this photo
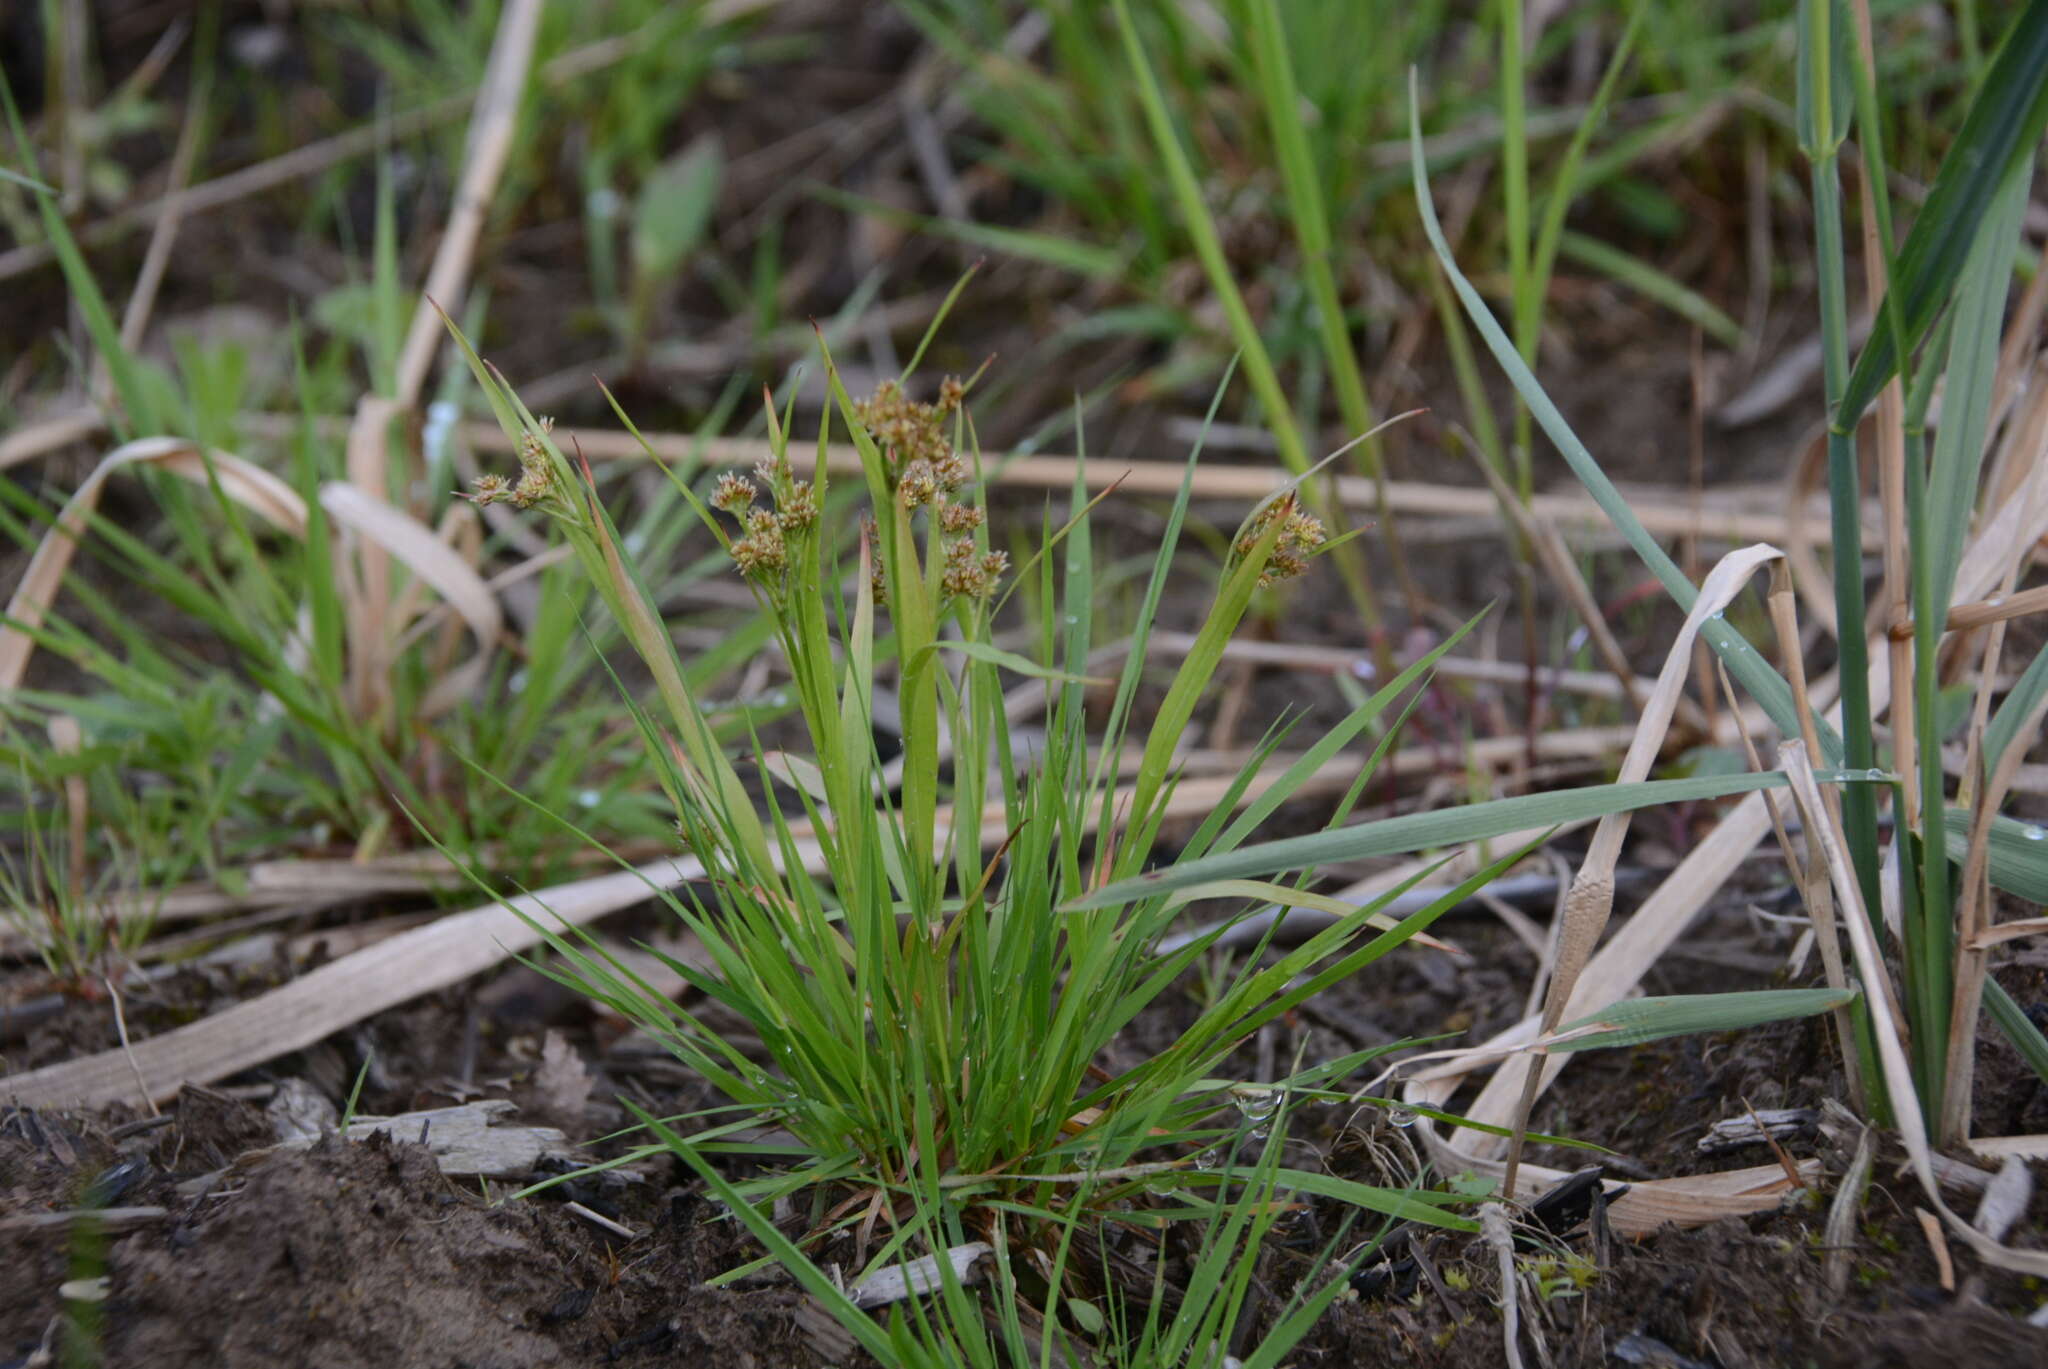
[1387,1104,1418,1129]
[1195,1148,1222,1170]
[1351,659,1376,682]
[624,531,647,555]
[1063,614,1080,626]
[2023,825,2047,843]
[1233,1087,1280,1126]
[509,669,529,693]
[586,186,622,220]
[577,789,601,809]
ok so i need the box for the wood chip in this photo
[321,1100,570,1178]
[847,1241,991,1309]
[0,1206,168,1234]
[1916,1208,1956,1291]
[1697,1107,1818,1154]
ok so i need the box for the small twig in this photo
[104,975,158,1118]
[1480,1203,1526,1369]
[0,1205,169,1234]
[1822,1118,1876,1299]
[564,1201,638,1241]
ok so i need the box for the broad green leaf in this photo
[633,134,723,289]
[1549,989,1856,1052]
[1987,638,2048,776]
[1945,808,2048,902]
[1837,0,2048,424]
[1920,162,2031,621]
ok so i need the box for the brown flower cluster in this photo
[463,418,561,510]
[1233,493,1326,587]
[712,457,819,587]
[854,378,964,483]
[851,377,1003,603]
[941,537,1009,600]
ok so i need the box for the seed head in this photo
[777,480,819,532]
[855,378,955,476]
[939,500,984,533]
[940,539,1007,599]
[464,473,510,505]
[730,524,787,577]
[712,472,757,516]
[1234,495,1326,588]
[511,464,553,509]
[516,418,555,473]
[898,460,939,509]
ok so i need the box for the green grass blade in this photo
[1109,0,1310,479]
[1070,771,1806,910]
[1405,71,1819,756]
[1557,231,1746,349]
[1918,163,2030,619]
[1985,979,2048,1086]
[630,1102,908,1366]
[1258,1168,1477,1231]
[1986,638,2048,776]
[1236,0,1374,449]
[1550,988,1856,1051]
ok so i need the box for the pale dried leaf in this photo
[1973,1156,2033,1243]
[319,482,502,717]
[533,1030,594,1119]
[0,437,307,691]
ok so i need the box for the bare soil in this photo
[7,898,2048,1368]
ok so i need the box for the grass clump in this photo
[445,307,1515,1357]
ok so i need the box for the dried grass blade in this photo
[1501,543,1785,1194]
[0,438,307,690]
[1779,742,2048,1276]
[317,484,502,717]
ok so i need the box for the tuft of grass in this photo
[445,306,1526,1354]
[0,88,727,889]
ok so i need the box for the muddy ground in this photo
[7,892,2048,1368]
